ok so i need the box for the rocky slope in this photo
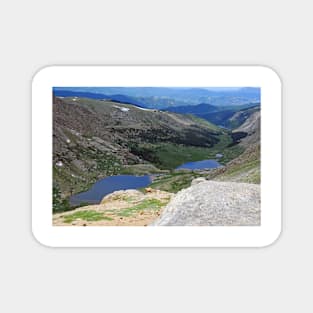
[203,110,261,184]
[162,103,260,130]
[206,143,260,184]
[199,105,260,129]
[152,180,260,226]
[234,110,260,147]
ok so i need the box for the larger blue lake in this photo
[70,175,152,206]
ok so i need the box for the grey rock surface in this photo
[152,181,260,226]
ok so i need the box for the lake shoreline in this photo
[68,159,222,207]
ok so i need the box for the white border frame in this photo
[32,66,281,247]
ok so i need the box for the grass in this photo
[209,144,261,184]
[63,210,113,223]
[154,144,213,169]
[53,141,122,198]
[203,133,245,164]
[148,143,259,192]
[131,132,244,171]
[120,163,168,175]
[134,143,216,170]
[94,132,246,196]
[117,199,167,217]
[148,172,202,193]
[187,114,222,132]
[217,159,260,184]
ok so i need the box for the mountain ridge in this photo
[53,87,261,108]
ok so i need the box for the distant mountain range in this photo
[162,102,260,129]
[53,87,260,130]
[53,87,260,109]
[52,89,146,107]
[163,103,218,114]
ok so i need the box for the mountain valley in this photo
[53,96,244,202]
[52,88,261,226]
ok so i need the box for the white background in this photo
[32,66,281,247]
[0,0,311,312]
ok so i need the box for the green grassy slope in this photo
[148,172,206,193]
[207,144,260,184]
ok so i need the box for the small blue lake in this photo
[176,159,221,170]
[70,175,152,206]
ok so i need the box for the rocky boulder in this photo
[151,181,260,226]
